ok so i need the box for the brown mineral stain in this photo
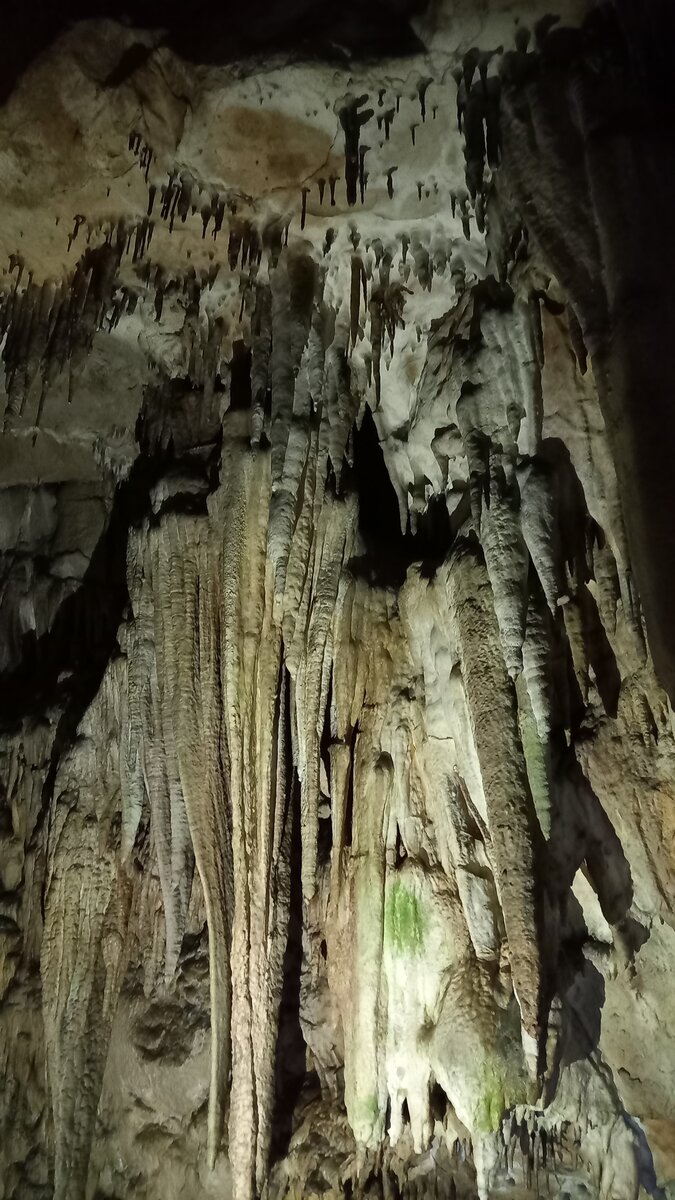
[655,785,675,870]
[641,1120,675,1184]
[208,106,338,194]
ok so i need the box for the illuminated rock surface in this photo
[1,2,675,1198]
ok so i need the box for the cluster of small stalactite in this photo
[0,9,603,437]
[0,241,123,427]
[0,210,457,432]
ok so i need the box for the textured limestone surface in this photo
[1,2,675,1199]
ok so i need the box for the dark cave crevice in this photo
[342,724,357,850]
[394,822,407,868]
[348,405,457,588]
[429,1081,449,1123]
[229,342,253,411]
[317,668,334,869]
[270,747,307,1164]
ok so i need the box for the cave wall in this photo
[1,4,675,1200]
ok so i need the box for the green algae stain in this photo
[475,1059,529,1134]
[385,881,425,955]
[476,1066,506,1134]
[355,1093,380,1127]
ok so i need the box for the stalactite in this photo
[251,281,273,446]
[212,434,287,1199]
[122,533,195,982]
[288,494,355,899]
[417,78,432,122]
[350,255,365,352]
[479,465,529,679]
[339,95,374,207]
[359,146,369,203]
[41,661,131,1200]
[519,461,564,614]
[344,687,391,1149]
[446,543,542,1048]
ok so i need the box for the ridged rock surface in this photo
[1,3,675,1199]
